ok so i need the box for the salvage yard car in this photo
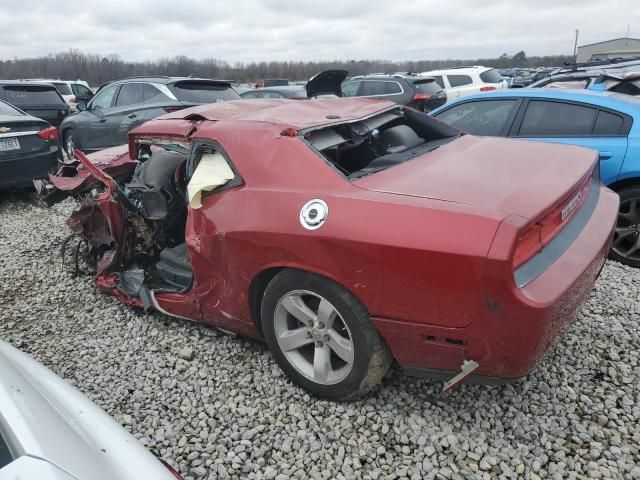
[59,76,240,159]
[430,89,640,267]
[0,99,59,189]
[42,98,617,400]
[0,340,183,480]
[342,73,447,112]
[0,81,70,128]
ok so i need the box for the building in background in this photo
[577,37,640,62]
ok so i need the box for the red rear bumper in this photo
[374,183,618,381]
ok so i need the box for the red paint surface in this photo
[56,99,618,381]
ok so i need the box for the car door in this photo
[431,98,522,136]
[77,84,120,150]
[108,82,148,146]
[445,74,475,99]
[511,99,629,184]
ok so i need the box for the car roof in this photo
[253,86,305,92]
[161,97,395,130]
[435,88,640,114]
[420,66,492,75]
[101,76,234,87]
[0,80,57,88]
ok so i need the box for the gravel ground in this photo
[1,191,639,480]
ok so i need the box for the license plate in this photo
[0,137,20,152]
[561,191,582,221]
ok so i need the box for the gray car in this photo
[60,76,240,158]
[0,340,182,480]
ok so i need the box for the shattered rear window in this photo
[303,107,459,179]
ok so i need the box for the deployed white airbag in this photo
[187,152,235,209]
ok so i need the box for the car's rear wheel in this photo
[261,270,392,400]
[610,186,640,268]
[64,130,76,159]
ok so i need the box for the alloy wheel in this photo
[65,132,75,159]
[273,289,354,385]
[612,197,640,262]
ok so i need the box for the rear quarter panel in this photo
[177,122,502,333]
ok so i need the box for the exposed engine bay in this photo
[304,106,460,178]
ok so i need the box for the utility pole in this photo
[627,24,631,37]
[573,29,579,63]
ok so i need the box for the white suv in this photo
[418,66,508,100]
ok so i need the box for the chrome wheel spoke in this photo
[313,344,332,383]
[277,327,312,352]
[316,298,337,328]
[281,294,316,326]
[327,329,354,364]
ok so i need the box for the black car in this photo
[60,76,241,157]
[0,100,59,189]
[341,74,447,112]
[0,81,70,128]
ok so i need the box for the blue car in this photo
[430,89,640,267]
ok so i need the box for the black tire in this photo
[261,269,392,400]
[63,129,76,160]
[609,186,640,268]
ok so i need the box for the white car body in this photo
[0,341,180,480]
[419,66,508,101]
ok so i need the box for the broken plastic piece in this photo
[187,152,234,209]
[442,360,480,394]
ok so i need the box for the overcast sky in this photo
[0,0,637,62]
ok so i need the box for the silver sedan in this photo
[0,340,181,480]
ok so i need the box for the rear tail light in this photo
[58,109,68,117]
[480,86,496,92]
[512,170,593,270]
[513,222,542,268]
[164,106,185,113]
[413,93,433,101]
[37,126,59,141]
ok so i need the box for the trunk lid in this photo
[306,70,348,98]
[353,135,597,221]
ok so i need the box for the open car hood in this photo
[306,70,348,98]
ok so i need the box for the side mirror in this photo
[76,101,88,111]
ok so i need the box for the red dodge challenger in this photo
[42,98,618,400]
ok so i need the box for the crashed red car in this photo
[43,98,618,400]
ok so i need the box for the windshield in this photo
[304,107,459,179]
[170,82,240,103]
[3,86,66,106]
[52,82,73,95]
